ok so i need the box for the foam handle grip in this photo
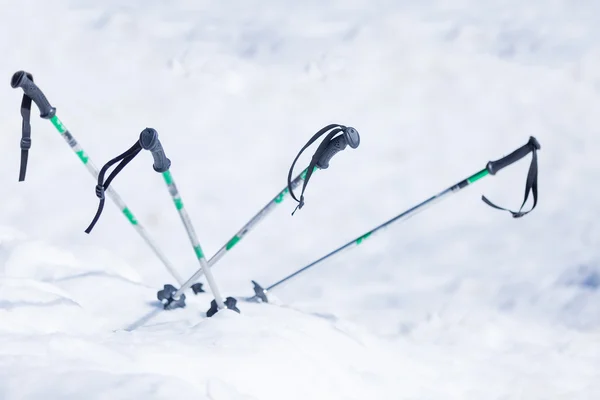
[486,136,541,175]
[10,71,56,119]
[317,135,348,169]
[139,128,172,173]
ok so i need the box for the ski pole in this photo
[85,128,239,316]
[249,136,541,302]
[124,125,361,332]
[154,125,361,309]
[9,71,184,286]
[123,172,312,332]
[158,167,310,300]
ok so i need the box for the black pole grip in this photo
[317,135,347,169]
[486,136,540,175]
[10,71,56,119]
[316,127,360,169]
[139,128,172,173]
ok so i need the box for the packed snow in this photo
[1,0,599,399]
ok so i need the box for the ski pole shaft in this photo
[162,169,226,309]
[176,130,357,293]
[171,168,310,296]
[265,171,478,292]
[216,168,310,259]
[139,128,226,310]
[10,71,184,285]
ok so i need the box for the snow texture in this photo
[1,0,599,399]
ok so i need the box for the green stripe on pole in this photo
[162,170,174,185]
[174,198,183,210]
[162,171,183,209]
[300,165,318,180]
[193,245,204,259]
[356,232,372,245]
[226,235,241,250]
[50,115,67,134]
[467,169,489,184]
[76,150,89,164]
[122,207,138,225]
[274,187,289,204]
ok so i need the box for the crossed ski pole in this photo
[154,166,312,306]
[123,125,361,331]
[152,124,361,309]
[248,136,541,303]
[84,127,242,316]
[121,169,316,331]
[10,71,185,286]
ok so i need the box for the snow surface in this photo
[1,0,600,399]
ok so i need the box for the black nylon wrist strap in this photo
[85,141,143,233]
[481,145,538,218]
[287,124,346,215]
[18,73,34,182]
